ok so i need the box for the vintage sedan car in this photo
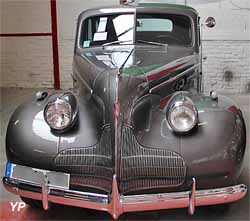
[3,3,247,219]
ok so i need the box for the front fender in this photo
[134,93,246,189]
[6,92,103,170]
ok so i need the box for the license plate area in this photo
[5,163,69,190]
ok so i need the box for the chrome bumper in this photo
[3,175,247,219]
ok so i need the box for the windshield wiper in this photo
[137,40,168,47]
[102,40,133,48]
[119,48,135,74]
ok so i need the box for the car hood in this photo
[76,44,198,128]
[78,45,197,80]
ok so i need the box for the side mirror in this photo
[205,17,216,28]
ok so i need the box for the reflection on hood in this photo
[81,45,196,78]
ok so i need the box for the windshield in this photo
[136,13,192,46]
[81,13,192,48]
[81,14,134,48]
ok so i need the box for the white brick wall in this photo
[194,0,250,94]
[0,0,51,34]
[203,40,250,94]
[0,0,119,89]
[0,0,53,88]
[1,37,53,88]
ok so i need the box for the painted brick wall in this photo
[0,0,118,89]
[1,37,53,88]
[0,0,53,88]
[203,40,250,94]
[194,0,250,94]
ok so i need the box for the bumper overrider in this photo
[3,163,247,219]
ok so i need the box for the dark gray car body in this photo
[5,4,246,195]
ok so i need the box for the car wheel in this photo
[20,197,43,209]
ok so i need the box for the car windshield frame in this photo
[79,12,194,49]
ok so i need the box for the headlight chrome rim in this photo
[167,97,198,133]
[44,98,73,131]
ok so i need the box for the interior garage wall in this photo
[0,0,53,88]
[0,0,118,89]
[195,0,250,94]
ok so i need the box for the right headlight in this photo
[167,96,198,133]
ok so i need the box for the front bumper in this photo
[3,173,247,219]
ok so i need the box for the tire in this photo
[20,197,43,209]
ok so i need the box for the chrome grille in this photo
[55,126,113,180]
[54,125,186,194]
[120,126,186,193]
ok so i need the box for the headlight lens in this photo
[45,99,72,130]
[168,98,198,133]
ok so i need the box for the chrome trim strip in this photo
[149,64,199,94]
[3,176,247,219]
[41,174,49,210]
[188,177,196,215]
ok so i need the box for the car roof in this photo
[78,3,198,20]
[137,3,197,13]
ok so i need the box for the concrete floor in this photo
[0,87,249,220]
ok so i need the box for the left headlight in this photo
[44,93,78,131]
[167,96,198,133]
